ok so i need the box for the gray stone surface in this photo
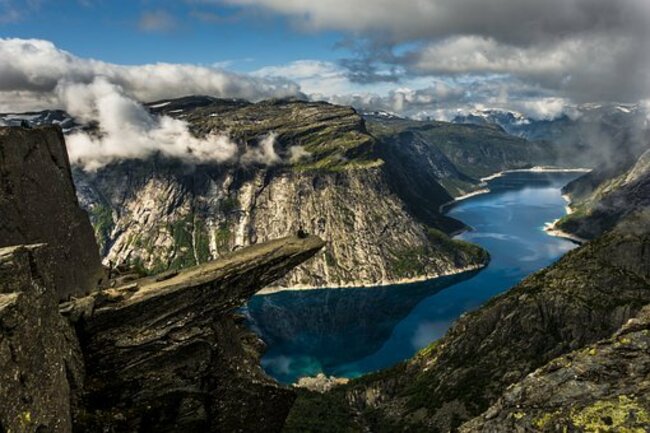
[0,126,104,300]
[0,244,84,433]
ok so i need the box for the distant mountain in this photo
[453,104,648,169]
[0,109,79,132]
[365,113,557,195]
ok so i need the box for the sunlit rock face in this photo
[73,98,490,290]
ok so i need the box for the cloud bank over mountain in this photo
[226,0,650,104]
[0,38,304,169]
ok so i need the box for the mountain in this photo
[69,98,519,289]
[0,109,79,132]
[453,104,648,169]
[0,125,324,433]
[282,149,650,432]
[556,145,650,240]
[365,114,556,196]
[5,98,572,290]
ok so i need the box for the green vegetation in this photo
[425,227,488,261]
[89,204,114,252]
[194,220,212,264]
[188,100,381,173]
[388,228,488,279]
[214,224,231,250]
[220,196,239,213]
[367,117,554,179]
[389,247,429,278]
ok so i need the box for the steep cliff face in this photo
[366,115,556,186]
[75,163,486,290]
[73,99,489,289]
[68,235,325,433]
[0,126,104,299]
[285,209,650,432]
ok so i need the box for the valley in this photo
[247,171,582,384]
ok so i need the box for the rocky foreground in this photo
[0,125,324,433]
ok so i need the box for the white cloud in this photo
[0,38,309,169]
[60,78,239,170]
[253,60,358,96]
[240,132,280,165]
[222,0,650,103]
[0,38,303,112]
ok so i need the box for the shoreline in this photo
[258,263,486,295]
[542,193,585,244]
[260,166,590,295]
[479,166,591,183]
[438,188,490,213]
[440,166,590,214]
[543,219,586,244]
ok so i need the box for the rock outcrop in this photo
[69,235,325,433]
[0,126,104,299]
[558,147,650,240]
[0,126,326,433]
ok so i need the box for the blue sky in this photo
[0,0,648,119]
[0,1,345,69]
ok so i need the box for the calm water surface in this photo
[245,172,581,384]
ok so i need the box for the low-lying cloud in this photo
[61,78,240,170]
[0,37,307,170]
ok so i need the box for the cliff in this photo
[73,98,489,290]
[0,126,104,299]
[69,235,325,433]
[0,126,325,433]
[557,147,650,240]
[0,244,84,433]
[461,304,650,432]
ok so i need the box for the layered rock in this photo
[68,235,325,433]
[0,126,326,433]
[0,126,104,299]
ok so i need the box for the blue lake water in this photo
[245,172,582,384]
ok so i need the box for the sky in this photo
[1,0,650,120]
